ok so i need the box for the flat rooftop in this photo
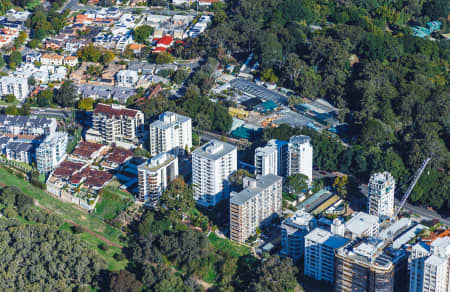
[345,212,379,236]
[230,174,281,205]
[193,139,236,161]
[305,228,349,249]
[230,78,288,105]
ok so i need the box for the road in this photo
[62,0,199,16]
[359,184,450,226]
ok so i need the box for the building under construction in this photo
[334,237,409,292]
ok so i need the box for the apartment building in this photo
[334,238,408,292]
[149,111,192,156]
[0,76,29,100]
[116,70,139,87]
[304,227,349,283]
[230,174,282,243]
[287,135,313,182]
[256,139,289,177]
[254,146,277,176]
[36,132,68,174]
[86,103,144,147]
[192,139,237,208]
[137,152,179,205]
[0,115,57,137]
[368,172,395,219]
[281,210,316,261]
[5,141,34,164]
[410,236,450,292]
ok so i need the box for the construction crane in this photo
[392,157,432,220]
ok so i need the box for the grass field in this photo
[59,222,128,271]
[208,233,250,257]
[95,186,133,220]
[0,167,126,246]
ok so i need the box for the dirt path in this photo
[36,202,123,249]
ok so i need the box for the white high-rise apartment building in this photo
[0,76,29,100]
[149,111,192,156]
[304,227,349,283]
[192,139,237,208]
[410,237,450,292]
[230,174,282,243]
[88,103,144,147]
[137,152,179,205]
[368,172,395,219]
[255,139,288,177]
[287,135,313,182]
[281,210,316,261]
[254,146,277,176]
[36,132,68,174]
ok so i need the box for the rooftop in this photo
[104,147,133,164]
[150,111,191,130]
[282,210,314,234]
[94,103,140,118]
[345,212,379,236]
[5,141,33,152]
[53,160,84,177]
[229,78,288,105]
[305,227,349,249]
[138,152,177,172]
[230,174,282,205]
[193,139,236,160]
[71,141,104,159]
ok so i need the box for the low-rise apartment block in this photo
[230,174,282,243]
[116,70,139,87]
[5,141,34,164]
[0,115,57,137]
[344,211,379,239]
[149,111,192,156]
[137,152,179,205]
[36,132,68,174]
[0,76,29,101]
[192,139,237,208]
[86,103,144,148]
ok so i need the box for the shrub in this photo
[114,253,126,261]
[98,243,110,251]
[3,206,17,218]
[72,225,84,234]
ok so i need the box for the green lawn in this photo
[208,233,250,257]
[95,186,133,220]
[0,167,126,246]
[59,222,128,271]
[95,198,126,220]
[204,269,217,284]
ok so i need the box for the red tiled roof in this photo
[72,141,104,158]
[105,147,133,164]
[157,35,173,47]
[94,103,139,118]
[69,167,112,187]
[53,160,84,177]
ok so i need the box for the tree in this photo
[54,80,78,107]
[8,51,22,69]
[333,176,348,198]
[286,174,309,195]
[173,70,189,84]
[14,31,27,48]
[77,44,102,63]
[260,68,278,83]
[101,51,115,64]
[249,256,298,291]
[160,177,195,215]
[3,105,19,115]
[78,98,94,111]
[133,25,154,44]
[155,52,174,64]
[3,94,16,103]
[37,89,53,107]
